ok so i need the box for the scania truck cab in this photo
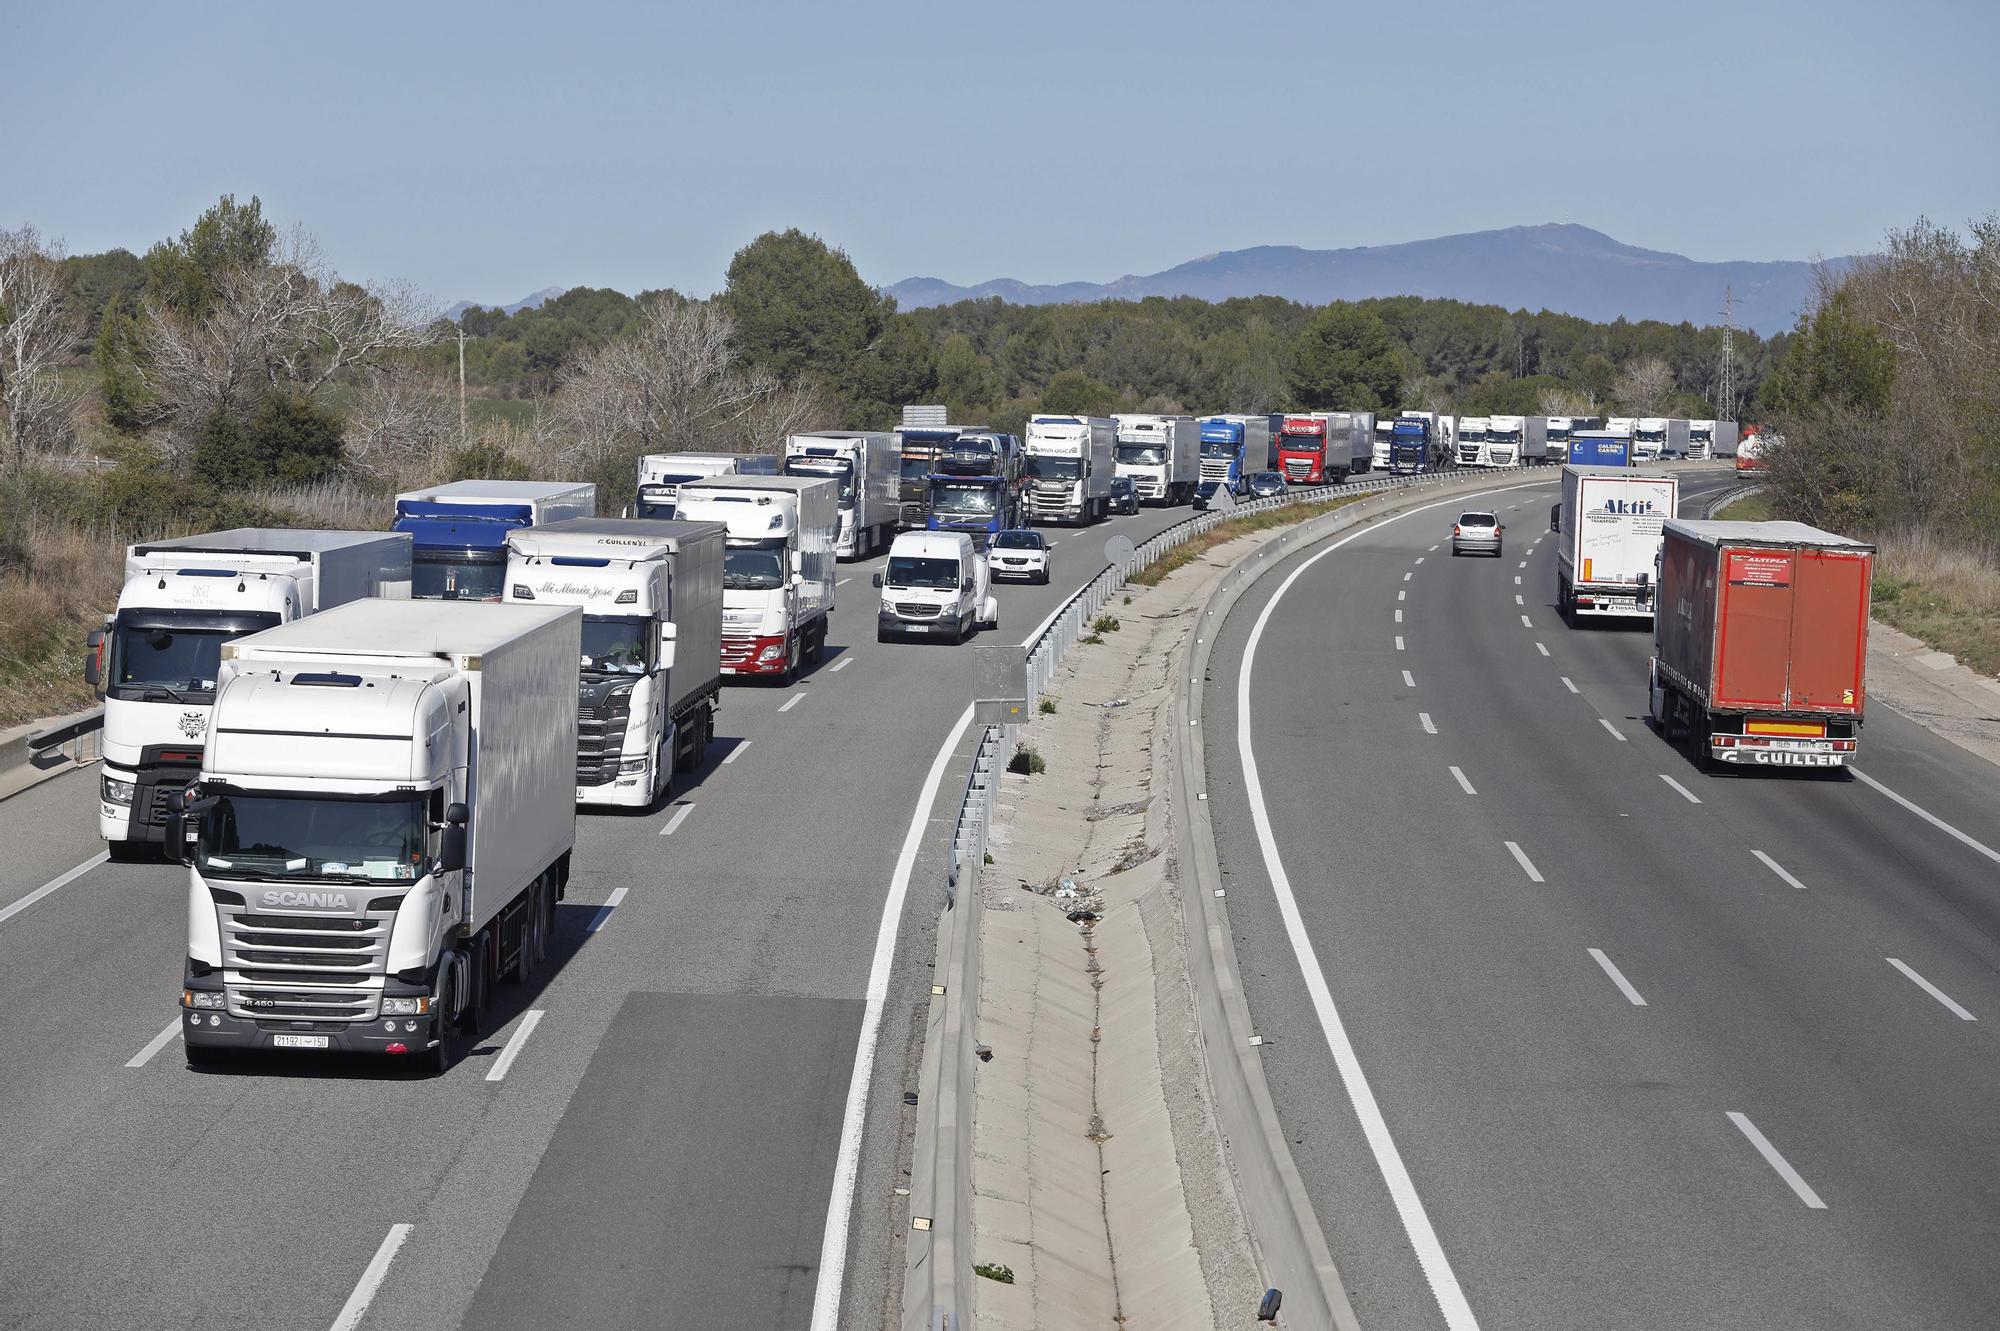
[393,480,595,600]
[1195,415,1272,502]
[1022,415,1116,525]
[782,432,899,559]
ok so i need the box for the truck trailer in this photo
[783,431,899,559]
[172,599,581,1072]
[394,480,596,600]
[1555,466,1680,621]
[1649,520,1873,768]
[505,519,724,806]
[675,475,837,681]
[89,530,412,858]
[1276,412,1371,484]
[1022,414,1116,524]
[1568,429,1632,467]
[1113,414,1199,504]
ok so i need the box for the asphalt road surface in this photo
[1201,471,2000,1329]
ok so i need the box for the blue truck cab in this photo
[1196,418,1250,503]
[926,432,1019,547]
[391,479,596,601]
[1389,418,1435,473]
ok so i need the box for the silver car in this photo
[1450,510,1504,557]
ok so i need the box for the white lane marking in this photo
[1887,958,1977,1021]
[723,739,752,764]
[1236,499,1483,1330]
[1505,840,1545,882]
[1752,850,1808,890]
[1520,614,1533,628]
[1402,670,1416,688]
[1852,768,2000,865]
[1588,949,1647,1006]
[1535,642,1550,657]
[1518,561,1528,569]
[1726,1113,1827,1208]
[0,851,109,928]
[835,577,852,587]
[1398,590,1407,601]
[1514,575,1521,585]
[1561,676,1579,693]
[585,887,628,932]
[485,1009,546,1082]
[125,1018,183,1069]
[1599,718,1627,742]
[1396,636,1406,651]
[658,803,696,836]
[1660,773,1703,804]
[1514,594,1524,606]
[330,1224,414,1331]
[1415,557,1425,564]
[779,691,806,713]
[1419,712,1437,735]
[1404,571,1413,582]
[1395,609,1403,623]
[811,703,975,1329]
[830,657,854,673]
[1450,766,1477,795]
[1428,544,1439,552]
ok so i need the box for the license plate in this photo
[272,1033,329,1049]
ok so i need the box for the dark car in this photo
[1247,470,1286,499]
[1108,475,1139,515]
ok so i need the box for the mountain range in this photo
[445,286,568,321]
[884,224,1853,334]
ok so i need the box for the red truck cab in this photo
[1276,415,1329,485]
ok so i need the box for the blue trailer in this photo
[1568,431,1632,467]
[392,479,595,600]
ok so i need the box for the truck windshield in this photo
[412,551,508,601]
[109,611,282,701]
[931,482,998,516]
[901,455,936,484]
[1022,456,1080,480]
[886,556,959,589]
[581,615,652,675]
[1281,435,1324,450]
[1116,444,1165,464]
[723,547,785,591]
[1201,440,1238,457]
[786,458,856,503]
[197,791,429,883]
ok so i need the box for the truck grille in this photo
[895,602,942,619]
[1282,457,1314,480]
[1199,460,1232,483]
[576,682,633,785]
[1023,492,1072,520]
[220,903,396,1022]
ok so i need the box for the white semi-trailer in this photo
[1373,419,1395,469]
[634,453,778,520]
[1111,414,1199,504]
[1555,465,1681,622]
[782,431,899,559]
[1486,415,1527,467]
[506,518,724,806]
[89,530,412,859]
[172,599,581,1073]
[676,474,837,682]
[1023,414,1117,523]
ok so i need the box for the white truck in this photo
[171,599,580,1073]
[1486,415,1527,467]
[1687,420,1715,460]
[1373,419,1395,469]
[634,452,778,520]
[1455,416,1491,467]
[782,431,900,559]
[874,530,999,642]
[1112,414,1199,505]
[1634,417,1671,461]
[675,475,837,682]
[505,519,724,806]
[89,530,411,860]
[1555,466,1681,621]
[392,480,595,602]
[1022,414,1116,524]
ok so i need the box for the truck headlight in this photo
[758,644,785,661]
[619,757,649,774]
[103,775,136,804]
[182,989,226,1010]
[380,996,429,1016]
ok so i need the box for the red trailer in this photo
[1649,519,1874,768]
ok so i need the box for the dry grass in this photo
[0,517,130,727]
[1871,531,2000,679]
[1714,491,1775,522]
[1126,495,1367,587]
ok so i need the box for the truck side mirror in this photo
[437,825,467,875]
[85,628,104,689]
[657,621,676,671]
[445,801,469,826]
[871,573,884,589]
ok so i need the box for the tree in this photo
[1288,306,1402,410]
[95,297,153,432]
[845,314,936,426]
[1039,369,1117,417]
[191,394,345,488]
[721,229,887,387]
[935,333,998,411]
[1613,356,1675,414]
[143,194,277,316]
[0,226,84,465]
[1756,288,1896,419]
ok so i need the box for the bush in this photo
[1038,696,1058,714]
[973,1263,1016,1285]
[1007,744,1046,776]
[192,394,347,490]
[1091,614,1120,633]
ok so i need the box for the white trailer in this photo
[634,453,778,520]
[90,530,412,858]
[676,475,837,682]
[1556,466,1681,621]
[1022,414,1116,524]
[783,431,899,559]
[175,599,581,1072]
[1486,415,1527,467]
[1112,414,1200,504]
[506,519,724,806]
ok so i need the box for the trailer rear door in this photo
[1787,547,1871,712]
[1715,547,1796,709]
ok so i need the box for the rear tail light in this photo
[1452,525,1461,535]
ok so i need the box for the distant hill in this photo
[885,225,1853,334]
[446,286,568,321]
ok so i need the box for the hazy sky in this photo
[8,0,1996,305]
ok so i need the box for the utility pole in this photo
[1717,286,1737,420]
[456,324,468,445]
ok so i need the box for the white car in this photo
[988,528,1051,584]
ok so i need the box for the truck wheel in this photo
[107,839,150,864]
[779,636,799,686]
[426,969,460,1076]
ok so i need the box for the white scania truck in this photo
[782,431,899,559]
[1556,465,1682,621]
[172,599,580,1073]
[1022,414,1116,524]
[1111,414,1199,504]
[505,518,724,806]
[89,530,412,860]
[675,475,837,682]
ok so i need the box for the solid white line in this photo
[125,1018,183,1069]
[1852,768,2000,865]
[585,887,628,932]
[1402,669,1416,688]
[723,739,752,764]
[1752,850,1808,890]
[1520,614,1533,628]
[1395,609,1403,623]
[1887,958,1977,1020]
[1419,712,1436,735]
[1236,498,1483,1330]
[1535,642,1550,657]
[1660,773,1703,804]
[1561,676,1579,693]
[0,851,109,928]
[1395,636,1405,651]
[779,691,806,713]
[329,1224,414,1331]
[485,1009,546,1082]
[830,657,854,673]
[1505,840,1545,882]
[811,703,975,1330]
[1450,766,1477,795]
[1599,718,1627,742]
[658,803,696,836]
[1588,949,1647,1006]
[1727,1113,1826,1208]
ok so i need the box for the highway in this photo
[1201,471,2000,1328]
[0,497,1231,1331]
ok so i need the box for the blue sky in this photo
[7,0,1995,305]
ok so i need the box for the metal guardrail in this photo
[0,707,105,786]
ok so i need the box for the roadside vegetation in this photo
[1127,496,1368,587]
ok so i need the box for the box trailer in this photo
[394,480,595,600]
[1556,467,1680,621]
[675,475,837,681]
[783,432,899,559]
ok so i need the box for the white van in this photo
[874,531,998,642]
